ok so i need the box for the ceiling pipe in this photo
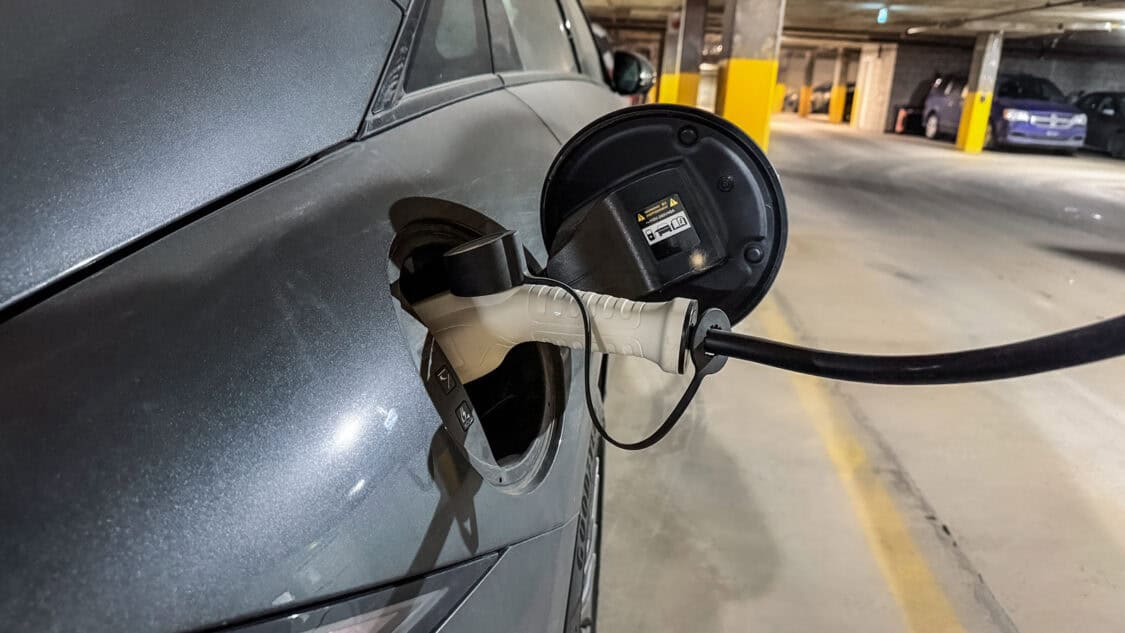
[904,0,1101,35]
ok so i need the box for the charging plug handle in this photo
[413,285,697,384]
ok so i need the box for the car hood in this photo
[994,97,1080,114]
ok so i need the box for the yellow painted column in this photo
[657,74,679,104]
[716,0,785,151]
[658,72,700,106]
[797,50,815,118]
[827,84,848,123]
[772,82,786,113]
[655,13,678,104]
[826,47,852,124]
[955,91,994,153]
[797,85,812,117]
[956,32,1003,153]
[658,0,705,107]
[849,84,862,127]
[716,58,779,151]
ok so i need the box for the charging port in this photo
[388,201,564,491]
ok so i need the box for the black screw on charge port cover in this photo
[678,126,698,145]
[718,175,735,192]
[744,245,764,264]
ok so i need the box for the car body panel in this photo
[0,86,605,633]
[233,554,499,633]
[506,78,627,144]
[0,0,401,313]
[1078,92,1125,154]
[435,518,580,633]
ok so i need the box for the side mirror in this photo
[610,50,655,96]
[540,105,786,324]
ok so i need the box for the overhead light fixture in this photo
[877,6,889,24]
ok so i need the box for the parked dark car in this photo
[922,73,1086,152]
[0,2,652,632]
[1076,92,1125,157]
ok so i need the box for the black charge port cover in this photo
[540,104,787,325]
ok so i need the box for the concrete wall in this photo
[1000,51,1125,95]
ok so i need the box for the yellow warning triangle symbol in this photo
[636,213,645,222]
[669,198,678,207]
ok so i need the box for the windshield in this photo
[997,75,1066,103]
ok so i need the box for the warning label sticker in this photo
[642,210,692,245]
[636,194,697,250]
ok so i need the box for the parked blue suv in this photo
[922,73,1086,152]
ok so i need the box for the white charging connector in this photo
[413,284,697,384]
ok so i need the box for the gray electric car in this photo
[0,2,652,631]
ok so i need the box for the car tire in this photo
[924,113,939,140]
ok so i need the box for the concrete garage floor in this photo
[599,115,1125,633]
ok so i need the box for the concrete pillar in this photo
[849,51,865,127]
[714,0,786,150]
[956,32,1003,153]
[671,0,707,105]
[773,82,787,113]
[850,43,897,132]
[797,51,815,117]
[656,14,678,103]
[827,48,849,123]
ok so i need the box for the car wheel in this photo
[924,113,939,140]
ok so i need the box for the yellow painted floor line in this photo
[756,297,968,633]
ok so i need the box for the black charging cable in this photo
[527,270,1124,447]
[702,315,1125,385]
[529,272,1124,448]
[525,274,718,451]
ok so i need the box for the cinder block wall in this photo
[1000,52,1125,95]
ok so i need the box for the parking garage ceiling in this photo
[587,0,1125,52]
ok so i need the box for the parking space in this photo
[600,115,1125,633]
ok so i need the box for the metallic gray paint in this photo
[436,518,581,632]
[506,80,627,143]
[233,555,497,633]
[0,0,401,311]
[0,88,605,633]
